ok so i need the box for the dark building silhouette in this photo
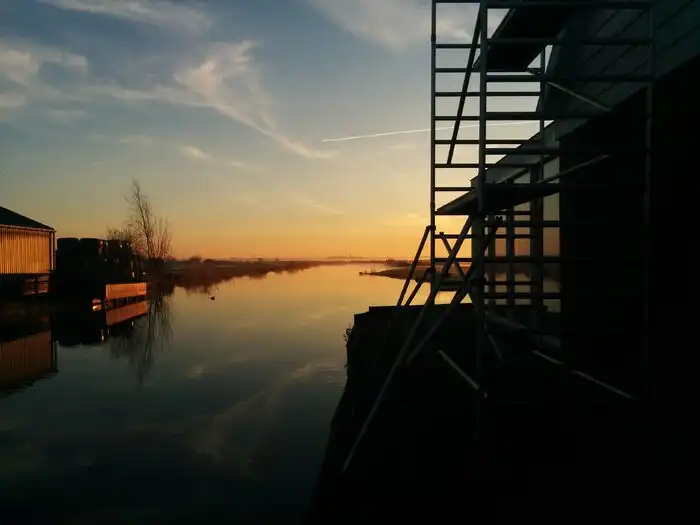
[309,1,684,514]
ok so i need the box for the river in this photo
[0,264,561,522]
[0,264,417,523]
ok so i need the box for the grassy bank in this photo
[360,261,562,283]
[160,259,320,294]
[359,264,434,280]
[159,258,401,295]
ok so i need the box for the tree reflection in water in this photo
[109,294,173,384]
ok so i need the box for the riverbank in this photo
[359,264,437,280]
[359,261,562,283]
[0,259,396,323]
[161,258,408,294]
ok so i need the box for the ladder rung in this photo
[434,113,594,121]
[485,147,560,155]
[456,1,652,8]
[435,112,603,121]
[485,74,653,83]
[481,220,557,227]
[435,162,552,168]
[488,37,652,46]
[434,91,539,97]
[467,234,534,239]
[485,281,537,286]
[440,234,532,240]
[435,187,473,192]
[482,293,563,299]
[436,37,652,49]
[433,181,644,190]
[435,139,526,145]
[483,147,645,155]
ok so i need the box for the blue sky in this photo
[0,0,517,258]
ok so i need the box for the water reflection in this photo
[109,296,173,384]
[0,322,57,398]
[168,260,344,297]
[0,265,406,522]
[0,296,173,394]
[49,296,173,384]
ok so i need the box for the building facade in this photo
[0,206,55,296]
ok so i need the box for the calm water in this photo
[0,265,411,524]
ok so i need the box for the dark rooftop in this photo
[474,0,586,72]
[0,206,54,231]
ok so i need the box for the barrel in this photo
[104,240,122,280]
[57,237,80,254]
[120,242,133,260]
[56,238,81,276]
[106,240,123,261]
[79,238,105,261]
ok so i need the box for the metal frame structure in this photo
[342,0,654,473]
[429,0,653,401]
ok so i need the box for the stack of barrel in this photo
[55,237,145,286]
[105,240,142,282]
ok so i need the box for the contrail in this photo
[322,121,536,143]
[322,127,450,142]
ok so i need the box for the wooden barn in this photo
[0,206,55,297]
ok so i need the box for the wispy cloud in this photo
[179,144,251,171]
[37,0,211,34]
[118,134,154,146]
[0,38,88,89]
[0,93,25,109]
[1,35,335,161]
[0,38,88,118]
[89,41,337,160]
[290,194,344,216]
[181,145,210,161]
[305,0,502,50]
[0,39,87,87]
[46,108,86,121]
[172,41,337,160]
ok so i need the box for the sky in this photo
[0,0,527,259]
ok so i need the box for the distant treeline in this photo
[161,260,318,294]
[159,258,438,295]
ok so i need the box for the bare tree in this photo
[107,222,141,250]
[107,179,171,262]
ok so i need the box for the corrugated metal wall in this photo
[0,226,53,275]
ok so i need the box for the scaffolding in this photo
[342,0,654,473]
